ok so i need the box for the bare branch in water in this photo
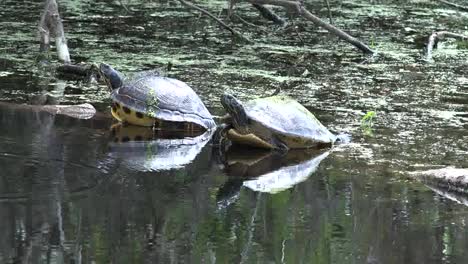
[177,0,251,42]
[38,0,71,63]
[324,0,333,24]
[118,0,132,13]
[426,31,468,61]
[437,0,468,12]
[232,14,269,34]
[56,64,98,77]
[247,0,374,54]
[251,3,286,26]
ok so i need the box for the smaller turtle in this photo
[220,94,339,150]
[99,63,216,132]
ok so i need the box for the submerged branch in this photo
[426,31,468,61]
[247,0,374,54]
[437,0,468,12]
[177,0,250,42]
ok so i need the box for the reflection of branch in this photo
[239,193,261,264]
[426,31,468,61]
[177,0,250,42]
[247,0,374,54]
[0,193,28,202]
[437,0,468,11]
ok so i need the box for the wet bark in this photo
[246,0,374,54]
[39,0,71,63]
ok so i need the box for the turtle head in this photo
[221,93,249,134]
[99,63,124,91]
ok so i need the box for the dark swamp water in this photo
[1,0,468,263]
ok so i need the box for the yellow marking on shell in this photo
[110,104,155,127]
[110,102,206,132]
[227,129,274,149]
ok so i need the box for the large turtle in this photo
[220,94,340,150]
[99,63,216,131]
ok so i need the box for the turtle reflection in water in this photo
[241,150,329,193]
[108,123,213,172]
[217,147,330,208]
[99,63,216,132]
[220,94,345,150]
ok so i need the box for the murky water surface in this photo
[1,0,468,263]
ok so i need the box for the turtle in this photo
[220,94,340,150]
[99,63,216,131]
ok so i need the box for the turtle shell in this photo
[242,95,336,148]
[111,74,216,130]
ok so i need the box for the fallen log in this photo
[409,167,468,193]
[0,101,97,120]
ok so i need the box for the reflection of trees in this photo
[195,156,468,263]
[2,103,468,262]
[290,158,468,264]
[0,105,111,263]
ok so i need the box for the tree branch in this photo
[324,0,333,24]
[251,3,286,26]
[232,14,269,33]
[426,31,468,61]
[247,0,374,54]
[178,0,250,42]
[38,0,71,63]
[437,0,468,12]
[56,63,98,78]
